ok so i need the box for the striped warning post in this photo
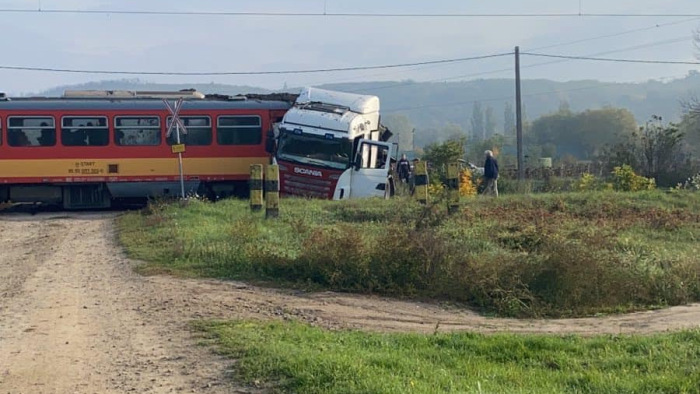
[249,164,263,212]
[414,161,428,204]
[447,162,460,214]
[265,164,280,219]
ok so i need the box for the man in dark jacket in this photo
[483,150,499,196]
[397,154,411,183]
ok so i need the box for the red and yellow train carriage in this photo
[0,90,290,208]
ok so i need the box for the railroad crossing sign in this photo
[162,98,188,199]
[171,143,186,154]
[163,98,188,138]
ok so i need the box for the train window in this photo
[217,116,262,145]
[114,116,161,146]
[61,116,109,146]
[7,116,56,147]
[166,116,212,146]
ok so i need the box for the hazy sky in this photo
[1,0,699,95]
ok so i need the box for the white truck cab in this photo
[274,87,393,199]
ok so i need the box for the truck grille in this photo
[281,174,333,198]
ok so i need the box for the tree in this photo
[639,116,686,185]
[470,102,484,140]
[422,136,467,181]
[680,113,700,156]
[602,116,692,187]
[577,108,638,158]
[467,134,507,165]
[528,107,637,160]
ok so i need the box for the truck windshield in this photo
[277,131,353,170]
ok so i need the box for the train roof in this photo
[0,95,293,112]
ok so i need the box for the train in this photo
[0,90,292,209]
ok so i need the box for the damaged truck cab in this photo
[273,87,394,199]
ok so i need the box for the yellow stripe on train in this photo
[0,157,269,178]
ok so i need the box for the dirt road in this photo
[1,213,699,393]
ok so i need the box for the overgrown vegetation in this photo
[118,191,700,318]
[196,320,700,394]
[677,173,700,191]
[602,116,694,187]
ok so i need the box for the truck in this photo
[272,87,394,199]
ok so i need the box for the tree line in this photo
[383,28,700,188]
[389,104,699,188]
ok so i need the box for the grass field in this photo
[117,192,700,392]
[118,191,700,317]
[195,320,700,393]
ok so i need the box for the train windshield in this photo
[277,130,352,170]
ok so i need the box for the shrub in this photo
[676,173,700,191]
[295,225,371,289]
[575,173,598,192]
[459,169,478,197]
[427,182,445,197]
[612,165,656,192]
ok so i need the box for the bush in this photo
[612,165,656,192]
[427,182,445,197]
[459,169,478,197]
[676,173,700,191]
[575,173,598,191]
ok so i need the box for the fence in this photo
[500,162,606,180]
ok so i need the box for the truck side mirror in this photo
[380,127,393,142]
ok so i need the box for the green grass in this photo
[195,320,700,394]
[117,190,700,317]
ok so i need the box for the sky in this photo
[1,0,700,95]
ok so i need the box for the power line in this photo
[510,36,693,75]
[342,16,700,91]
[345,34,694,94]
[0,53,512,76]
[1,9,700,18]
[527,16,700,52]
[522,52,700,65]
[371,17,699,90]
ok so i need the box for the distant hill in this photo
[320,72,700,129]
[33,73,700,145]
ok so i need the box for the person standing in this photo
[483,150,499,197]
[397,154,411,183]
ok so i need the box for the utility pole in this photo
[515,46,524,180]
